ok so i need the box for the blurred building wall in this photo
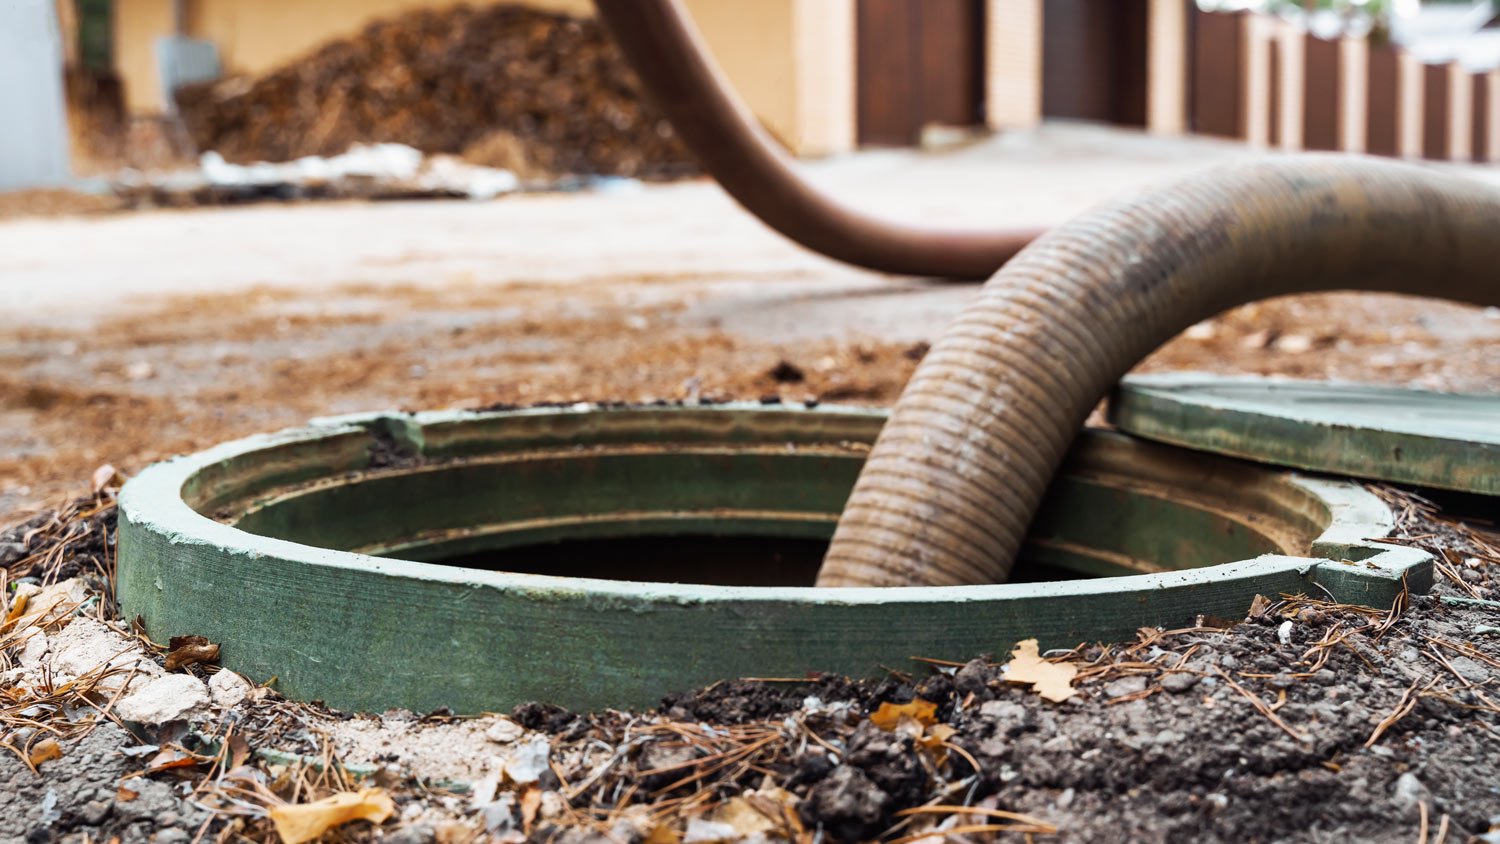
[112,0,855,156]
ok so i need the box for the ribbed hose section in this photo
[593,0,1040,280]
[819,157,1500,587]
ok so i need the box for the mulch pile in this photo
[173,4,698,180]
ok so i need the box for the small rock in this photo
[978,699,1026,722]
[1277,620,1293,645]
[1183,321,1216,340]
[115,674,211,725]
[502,734,551,784]
[1103,676,1148,699]
[683,819,739,843]
[1273,334,1313,353]
[50,618,162,693]
[79,800,112,825]
[383,826,436,844]
[1161,672,1200,694]
[19,631,49,668]
[207,670,252,709]
[1152,729,1182,746]
[1448,656,1490,683]
[484,718,524,744]
[1391,772,1427,810]
[152,830,190,844]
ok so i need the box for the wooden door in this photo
[1303,35,1340,151]
[1189,10,1245,138]
[1042,0,1148,127]
[857,0,985,146]
[1473,72,1489,161]
[1366,44,1399,157]
[1424,62,1449,160]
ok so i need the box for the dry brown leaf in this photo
[28,738,63,767]
[2,582,40,628]
[227,734,251,770]
[519,784,542,834]
[643,824,681,844]
[918,723,957,749]
[91,464,119,494]
[870,698,938,731]
[1247,594,1274,620]
[144,747,204,776]
[1001,639,1078,703]
[710,789,792,838]
[269,787,396,844]
[117,781,140,802]
[164,635,221,671]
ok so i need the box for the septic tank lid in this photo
[1111,374,1500,495]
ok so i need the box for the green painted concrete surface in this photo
[118,404,1430,713]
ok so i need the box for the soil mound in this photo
[173,4,698,180]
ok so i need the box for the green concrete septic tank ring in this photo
[1112,374,1500,496]
[117,404,1430,714]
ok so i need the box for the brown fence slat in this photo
[1269,36,1282,145]
[1191,10,1244,138]
[917,0,985,128]
[856,0,985,147]
[1366,43,1399,156]
[1473,73,1489,162]
[1424,62,1449,160]
[1042,0,1148,126]
[1303,34,1340,151]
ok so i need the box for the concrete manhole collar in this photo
[117,403,1430,713]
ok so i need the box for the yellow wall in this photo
[115,0,174,114]
[113,0,854,155]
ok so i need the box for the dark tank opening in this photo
[425,534,1086,586]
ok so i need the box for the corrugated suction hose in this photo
[819,157,1500,587]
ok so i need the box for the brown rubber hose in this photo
[592,0,1041,280]
[818,156,1500,587]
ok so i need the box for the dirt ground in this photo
[2,126,1499,842]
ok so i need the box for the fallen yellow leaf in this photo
[870,698,938,731]
[918,723,957,749]
[1001,639,1078,703]
[269,788,395,844]
[28,738,63,768]
[2,582,40,628]
[643,823,681,844]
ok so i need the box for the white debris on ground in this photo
[326,710,538,785]
[115,143,523,203]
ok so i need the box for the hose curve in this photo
[818,156,1500,587]
[592,0,1041,280]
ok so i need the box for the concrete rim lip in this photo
[1112,373,1500,495]
[116,403,1432,711]
[119,402,1417,605]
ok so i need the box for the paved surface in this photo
[1,124,1497,510]
[1,124,1277,326]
